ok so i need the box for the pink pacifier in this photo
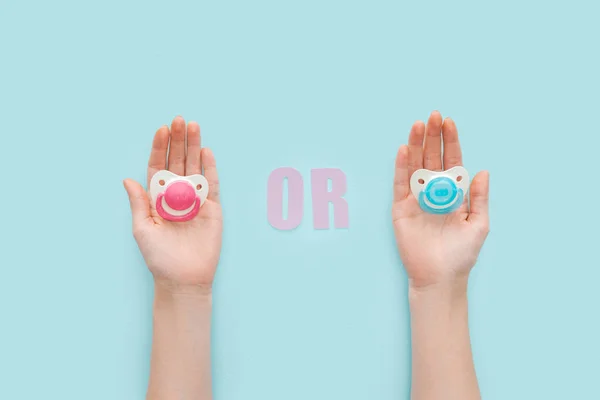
[149,170,209,222]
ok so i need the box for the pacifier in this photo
[149,170,209,222]
[410,166,469,215]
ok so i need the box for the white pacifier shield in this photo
[410,166,470,211]
[150,170,209,219]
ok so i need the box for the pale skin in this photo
[393,111,490,400]
[123,112,488,400]
[123,116,222,400]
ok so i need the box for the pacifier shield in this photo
[410,166,469,215]
[149,170,209,222]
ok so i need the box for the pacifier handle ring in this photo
[155,192,201,222]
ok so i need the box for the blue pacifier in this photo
[410,166,470,215]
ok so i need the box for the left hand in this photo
[392,111,490,289]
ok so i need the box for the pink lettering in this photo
[267,167,304,230]
[311,168,349,229]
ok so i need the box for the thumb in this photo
[123,178,151,228]
[468,171,490,230]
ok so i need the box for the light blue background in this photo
[1,0,599,399]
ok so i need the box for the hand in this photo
[123,116,222,291]
[392,111,490,289]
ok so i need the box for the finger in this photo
[123,179,151,230]
[423,111,443,171]
[467,171,490,229]
[186,121,202,175]
[442,117,463,170]
[168,116,186,176]
[147,125,169,188]
[393,145,410,201]
[457,188,469,216]
[201,147,220,203]
[408,120,425,178]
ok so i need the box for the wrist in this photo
[408,276,469,305]
[154,279,213,302]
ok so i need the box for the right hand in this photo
[123,116,223,292]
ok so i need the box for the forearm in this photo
[147,282,213,400]
[408,278,480,400]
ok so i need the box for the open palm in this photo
[392,111,489,288]
[124,116,222,288]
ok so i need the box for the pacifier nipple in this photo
[164,181,196,211]
[425,177,457,206]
